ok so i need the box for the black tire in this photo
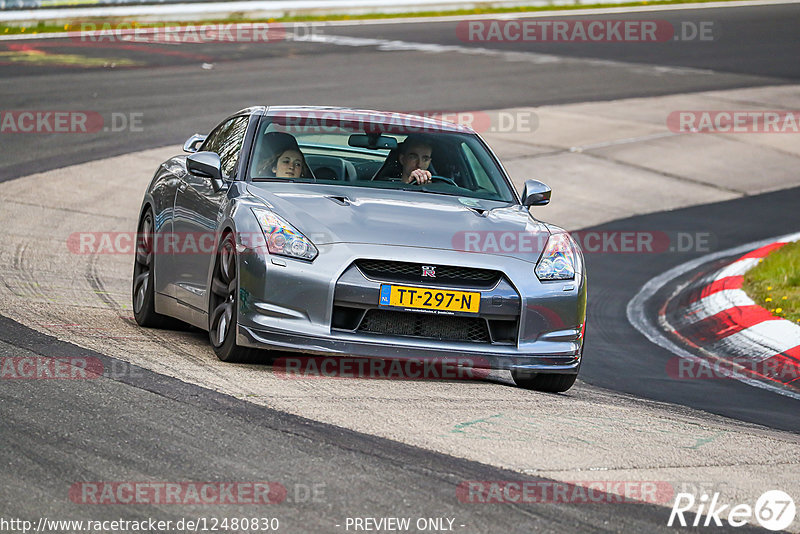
[132,209,178,329]
[511,370,577,393]
[208,233,260,363]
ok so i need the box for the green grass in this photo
[1,0,743,35]
[743,241,800,324]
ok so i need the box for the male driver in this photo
[397,136,433,185]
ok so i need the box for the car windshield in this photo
[248,113,517,203]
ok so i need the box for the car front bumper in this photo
[238,323,582,372]
[235,241,586,372]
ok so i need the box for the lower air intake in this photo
[357,309,490,343]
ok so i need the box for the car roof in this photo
[251,106,476,134]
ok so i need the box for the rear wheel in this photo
[511,370,577,393]
[209,233,260,363]
[132,209,177,328]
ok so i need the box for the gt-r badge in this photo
[421,265,436,278]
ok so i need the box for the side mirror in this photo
[521,179,552,207]
[187,151,223,181]
[183,134,207,153]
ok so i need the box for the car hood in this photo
[246,183,551,260]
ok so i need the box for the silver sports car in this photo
[132,107,586,392]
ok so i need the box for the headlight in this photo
[251,208,318,261]
[535,233,575,281]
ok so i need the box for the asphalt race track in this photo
[0,316,688,533]
[1,2,800,531]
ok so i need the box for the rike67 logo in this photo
[668,490,795,530]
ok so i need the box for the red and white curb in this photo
[628,231,800,400]
[665,238,800,388]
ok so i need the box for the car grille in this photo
[357,309,490,343]
[356,259,500,288]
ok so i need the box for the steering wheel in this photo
[378,175,457,186]
[429,175,457,186]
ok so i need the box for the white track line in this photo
[305,33,716,75]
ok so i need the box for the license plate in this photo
[379,285,480,314]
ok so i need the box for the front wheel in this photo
[208,233,260,363]
[511,370,577,393]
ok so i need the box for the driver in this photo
[397,135,433,185]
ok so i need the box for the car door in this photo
[172,115,250,312]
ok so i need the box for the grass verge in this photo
[743,240,800,324]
